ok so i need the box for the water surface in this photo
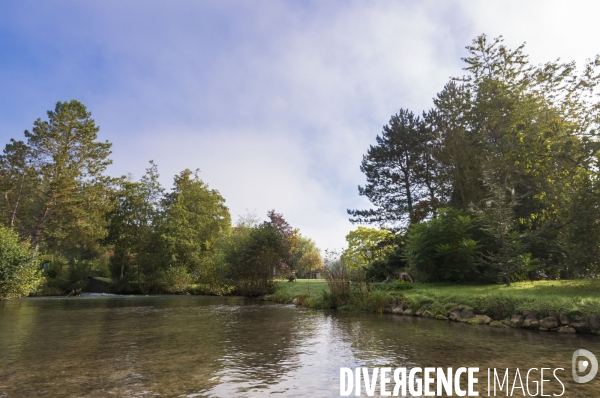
[1,294,599,397]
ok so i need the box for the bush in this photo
[0,226,42,299]
[163,266,193,293]
[224,224,287,297]
[405,208,480,282]
[364,236,408,282]
[365,290,389,313]
[323,259,351,303]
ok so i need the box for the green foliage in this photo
[0,226,41,299]
[558,171,600,277]
[405,208,480,282]
[106,164,233,294]
[471,172,530,285]
[161,266,193,294]
[340,226,393,270]
[293,235,323,278]
[277,279,600,319]
[399,280,600,319]
[1,102,324,298]
[348,109,442,228]
[161,169,231,271]
[365,290,389,313]
[0,100,114,292]
[224,223,288,296]
[351,34,600,281]
[22,100,113,252]
[105,162,165,292]
[364,233,408,281]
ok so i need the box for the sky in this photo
[1,0,599,252]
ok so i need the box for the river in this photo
[1,294,599,397]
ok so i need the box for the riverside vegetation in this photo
[0,102,323,299]
[271,279,600,335]
[2,33,600,340]
[265,35,600,336]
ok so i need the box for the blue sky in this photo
[1,0,599,251]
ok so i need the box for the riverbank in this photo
[269,279,600,335]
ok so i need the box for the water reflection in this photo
[1,296,599,397]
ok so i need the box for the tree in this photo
[293,235,323,278]
[161,169,231,272]
[297,251,323,278]
[0,139,34,230]
[405,208,479,282]
[351,34,600,280]
[472,172,531,285]
[20,100,113,252]
[105,162,164,290]
[427,82,485,209]
[348,109,442,229]
[444,35,600,277]
[340,227,393,270]
[0,225,41,299]
[224,223,288,296]
[266,209,299,272]
[364,233,408,282]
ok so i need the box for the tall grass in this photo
[323,260,351,305]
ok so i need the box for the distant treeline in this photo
[0,102,322,299]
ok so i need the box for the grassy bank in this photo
[271,279,329,306]
[271,279,600,333]
[393,280,600,319]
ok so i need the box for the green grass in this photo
[275,279,329,296]
[273,278,600,319]
[399,280,600,318]
[410,280,600,298]
[93,276,113,283]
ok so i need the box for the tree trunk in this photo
[8,173,26,229]
[30,205,51,251]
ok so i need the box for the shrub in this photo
[224,224,287,297]
[395,280,413,290]
[366,290,389,313]
[0,226,42,299]
[364,236,408,282]
[323,259,351,304]
[405,208,480,282]
[163,266,193,293]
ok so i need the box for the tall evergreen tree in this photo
[4,100,113,253]
[348,109,442,229]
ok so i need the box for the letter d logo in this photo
[572,349,598,383]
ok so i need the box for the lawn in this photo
[391,280,600,318]
[410,279,600,301]
[274,279,329,297]
[273,278,600,318]
[93,276,113,283]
